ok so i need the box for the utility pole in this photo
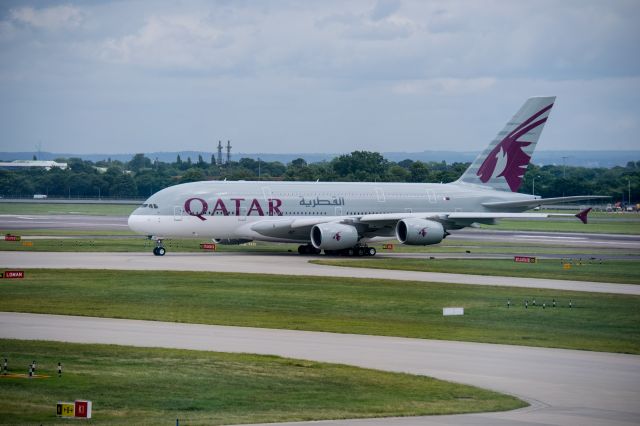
[532,175,540,196]
[258,157,261,179]
[561,156,569,198]
[226,140,232,164]
[629,178,632,207]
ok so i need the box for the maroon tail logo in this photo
[477,104,552,191]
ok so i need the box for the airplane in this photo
[128,96,607,256]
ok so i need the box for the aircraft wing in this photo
[359,208,594,227]
[482,195,609,210]
[250,207,593,240]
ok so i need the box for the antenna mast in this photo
[217,141,223,165]
[226,140,232,164]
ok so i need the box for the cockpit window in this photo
[141,204,148,208]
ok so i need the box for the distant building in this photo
[0,160,67,170]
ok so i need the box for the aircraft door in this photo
[427,190,437,204]
[335,206,342,216]
[173,206,183,221]
[375,188,386,202]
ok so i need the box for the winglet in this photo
[575,207,592,224]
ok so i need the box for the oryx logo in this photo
[418,228,428,237]
[477,104,552,192]
[333,232,342,241]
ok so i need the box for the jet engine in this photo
[213,238,253,245]
[395,218,445,245]
[311,223,358,250]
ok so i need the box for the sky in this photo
[0,0,639,155]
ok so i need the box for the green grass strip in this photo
[481,218,640,234]
[0,339,524,425]
[1,236,634,257]
[311,258,640,285]
[0,270,638,354]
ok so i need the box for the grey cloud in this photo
[9,4,84,30]
[0,0,638,154]
[370,0,402,21]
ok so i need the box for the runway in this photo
[0,214,129,231]
[2,251,638,294]
[2,312,639,426]
[2,213,639,250]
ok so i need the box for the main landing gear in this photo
[152,239,166,256]
[324,245,376,257]
[297,244,376,257]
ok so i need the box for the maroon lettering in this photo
[211,198,229,216]
[269,198,283,216]
[184,197,208,221]
[230,198,245,216]
[247,198,264,216]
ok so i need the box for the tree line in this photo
[0,152,638,204]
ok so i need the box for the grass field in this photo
[482,218,640,234]
[0,270,638,354]
[311,258,640,285]
[0,340,524,425]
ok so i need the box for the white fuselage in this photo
[128,180,533,243]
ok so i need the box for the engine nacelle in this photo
[311,223,358,250]
[395,218,445,245]
[213,238,253,245]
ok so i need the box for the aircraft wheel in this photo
[357,247,365,257]
[153,247,159,256]
[313,247,322,255]
[157,247,166,256]
[298,245,306,255]
[367,247,376,256]
[347,248,355,257]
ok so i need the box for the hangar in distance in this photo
[128,96,606,256]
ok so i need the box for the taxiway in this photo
[2,312,638,426]
[1,251,638,294]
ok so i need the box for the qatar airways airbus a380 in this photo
[128,97,605,256]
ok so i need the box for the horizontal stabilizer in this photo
[575,207,592,224]
[482,195,610,210]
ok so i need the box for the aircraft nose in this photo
[128,213,144,233]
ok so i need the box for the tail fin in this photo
[456,96,556,192]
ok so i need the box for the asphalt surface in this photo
[0,214,130,231]
[2,213,639,425]
[2,251,638,294]
[2,312,639,426]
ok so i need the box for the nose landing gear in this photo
[152,239,166,256]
